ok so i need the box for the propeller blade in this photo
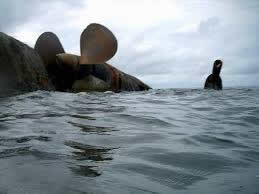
[80,23,118,64]
[34,32,65,68]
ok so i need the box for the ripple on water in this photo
[234,150,259,163]
[0,135,51,145]
[0,88,258,193]
[64,141,115,161]
[0,146,32,159]
[69,165,101,177]
[114,163,206,190]
[115,114,173,128]
[190,134,248,149]
[116,149,247,189]
[67,121,117,135]
[64,141,117,177]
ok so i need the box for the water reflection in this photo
[69,165,101,177]
[65,141,114,161]
[68,121,118,135]
[65,141,116,177]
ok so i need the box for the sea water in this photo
[0,88,258,194]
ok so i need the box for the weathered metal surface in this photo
[80,23,118,64]
[34,23,150,92]
[0,32,53,95]
[34,32,77,91]
[56,53,80,72]
[79,63,151,92]
[72,75,110,92]
[34,32,65,68]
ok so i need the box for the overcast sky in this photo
[1,0,258,88]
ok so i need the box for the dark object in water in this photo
[0,32,53,95]
[204,60,223,90]
[35,23,151,92]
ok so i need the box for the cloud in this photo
[0,0,258,88]
[0,1,83,31]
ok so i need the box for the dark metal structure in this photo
[80,23,118,64]
[34,23,150,92]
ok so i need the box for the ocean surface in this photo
[0,88,258,194]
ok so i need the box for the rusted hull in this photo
[78,63,151,92]
[0,32,53,95]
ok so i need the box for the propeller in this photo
[35,23,117,68]
[34,23,118,91]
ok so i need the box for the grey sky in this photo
[1,0,258,88]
